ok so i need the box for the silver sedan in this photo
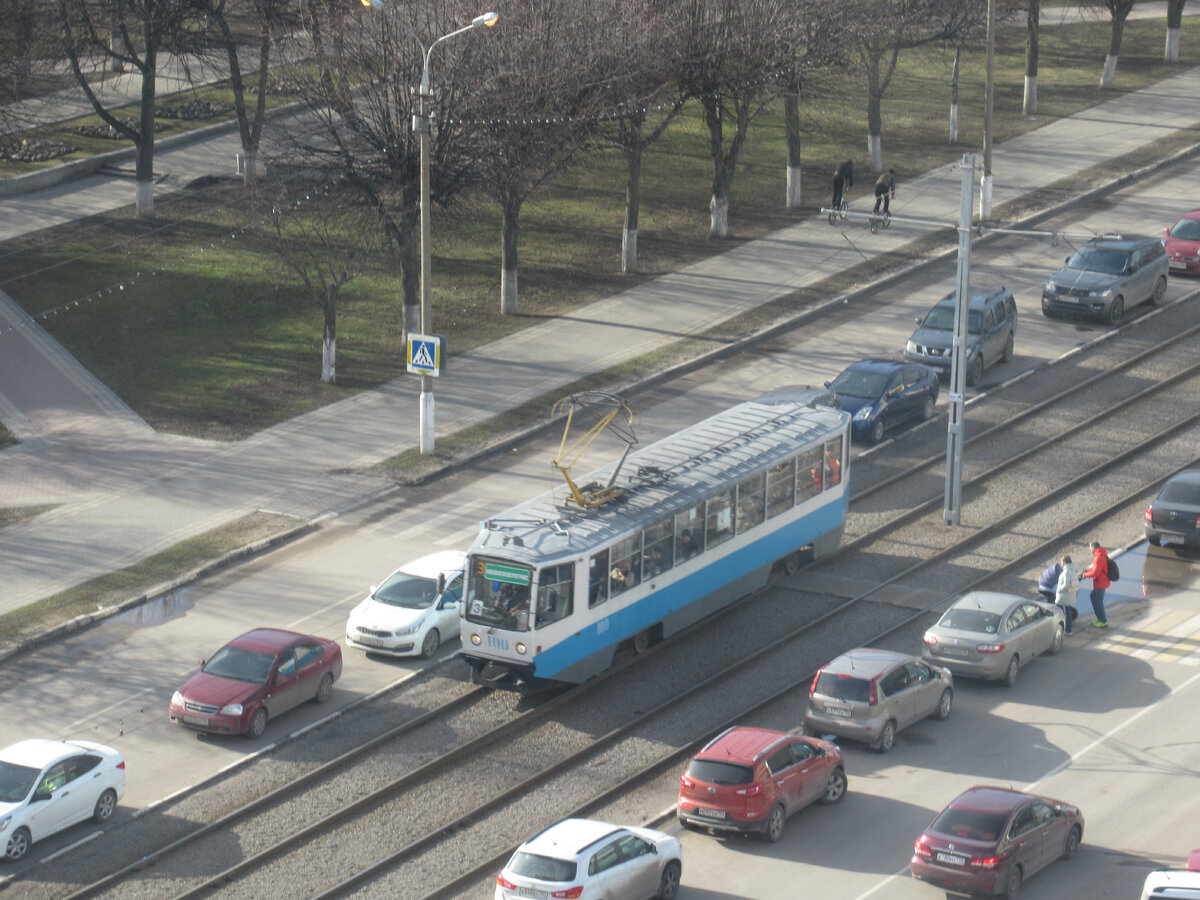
[921,591,1066,688]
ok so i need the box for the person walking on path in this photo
[1081,541,1111,627]
[1037,559,1063,602]
[832,160,854,211]
[1055,554,1078,635]
[873,168,896,216]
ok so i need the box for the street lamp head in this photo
[473,11,498,28]
[359,0,383,9]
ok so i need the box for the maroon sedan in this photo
[169,628,342,738]
[1165,209,1200,275]
[911,786,1083,898]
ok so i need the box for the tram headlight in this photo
[470,633,481,645]
[515,642,527,655]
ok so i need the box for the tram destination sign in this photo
[483,562,531,586]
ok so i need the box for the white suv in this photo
[496,818,682,900]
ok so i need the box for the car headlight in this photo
[1044,280,1056,291]
[853,406,872,421]
[219,703,244,716]
[394,618,424,636]
[171,691,184,707]
[1088,288,1112,298]
[0,814,11,833]
[905,340,918,353]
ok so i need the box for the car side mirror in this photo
[915,316,923,325]
[33,789,52,803]
[1065,257,1071,264]
[199,658,206,670]
[437,574,446,593]
[369,585,378,595]
[823,380,832,388]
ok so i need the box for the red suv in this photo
[677,726,846,843]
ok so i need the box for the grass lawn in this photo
[0,16,1196,441]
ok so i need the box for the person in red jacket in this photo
[1081,541,1111,628]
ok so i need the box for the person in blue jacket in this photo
[1037,560,1063,602]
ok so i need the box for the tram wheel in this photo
[633,628,653,654]
[783,551,803,574]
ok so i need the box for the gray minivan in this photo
[903,286,1017,386]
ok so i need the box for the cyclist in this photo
[831,159,854,212]
[873,168,896,216]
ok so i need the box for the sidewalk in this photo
[2,65,1200,616]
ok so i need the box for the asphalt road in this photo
[2,157,1199,883]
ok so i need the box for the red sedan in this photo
[911,786,1083,898]
[1165,209,1200,275]
[169,628,342,738]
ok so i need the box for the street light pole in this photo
[361,1,498,454]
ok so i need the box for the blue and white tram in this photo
[460,392,851,690]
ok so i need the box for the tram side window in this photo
[609,534,642,598]
[643,517,674,577]
[589,549,610,608]
[823,437,843,489]
[736,473,765,534]
[675,505,702,561]
[766,459,795,519]
[536,563,574,627]
[796,446,823,501]
[706,488,735,550]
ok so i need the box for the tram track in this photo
[17,294,1200,900]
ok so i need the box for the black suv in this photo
[1042,234,1168,325]
[903,286,1016,386]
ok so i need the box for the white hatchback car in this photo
[1,739,126,862]
[496,818,682,900]
[345,550,466,659]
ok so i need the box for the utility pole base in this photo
[420,389,435,455]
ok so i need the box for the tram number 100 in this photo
[486,635,510,650]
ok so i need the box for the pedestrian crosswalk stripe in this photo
[1091,607,1200,665]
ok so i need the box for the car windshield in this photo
[1169,218,1200,241]
[0,761,41,803]
[938,608,1001,634]
[508,852,576,882]
[815,672,870,702]
[1067,246,1129,275]
[373,571,438,609]
[686,758,754,786]
[932,807,1008,842]
[922,306,982,334]
[830,369,888,399]
[204,645,276,683]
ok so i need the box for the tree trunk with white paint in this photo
[1100,54,1119,88]
[622,140,642,273]
[501,191,521,315]
[1024,0,1039,114]
[949,45,960,142]
[867,134,882,175]
[709,195,729,239]
[321,284,337,384]
[979,173,993,221]
[784,88,802,208]
[1165,0,1185,62]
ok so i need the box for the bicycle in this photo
[869,209,891,234]
[827,195,848,226]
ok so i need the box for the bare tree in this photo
[267,176,383,383]
[1092,0,1137,87]
[1165,0,1188,62]
[1,0,38,101]
[850,0,981,172]
[56,0,204,215]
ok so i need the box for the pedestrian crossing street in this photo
[1079,604,1200,665]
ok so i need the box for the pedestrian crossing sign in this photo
[407,334,446,376]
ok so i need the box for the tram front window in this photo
[465,558,532,632]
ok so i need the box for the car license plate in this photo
[826,706,851,718]
[1170,260,1186,269]
[935,852,967,866]
[515,888,548,900]
[182,715,209,727]
[695,807,726,820]
[939,646,971,658]
[356,635,390,648]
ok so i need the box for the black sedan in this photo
[1145,470,1200,548]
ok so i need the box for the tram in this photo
[459,390,851,691]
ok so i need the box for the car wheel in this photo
[967,353,984,386]
[1004,864,1023,899]
[875,719,897,753]
[657,860,682,900]
[4,826,31,862]
[1106,296,1124,326]
[1063,825,1082,859]
[314,672,334,703]
[1002,331,1015,362]
[420,629,441,659]
[92,787,118,824]
[1151,274,1167,306]
[1049,623,1065,656]
[935,688,953,720]
[761,804,786,843]
[1003,655,1020,688]
[246,706,268,739]
[869,417,886,444]
[819,766,847,805]
[921,396,935,420]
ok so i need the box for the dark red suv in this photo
[676,726,846,843]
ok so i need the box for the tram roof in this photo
[470,397,849,567]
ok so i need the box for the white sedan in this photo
[497,818,682,900]
[1,739,126,862]
[345,550,467,659]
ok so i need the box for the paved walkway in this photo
[2,57,1200,614]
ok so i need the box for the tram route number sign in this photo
[483,562,531,586]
